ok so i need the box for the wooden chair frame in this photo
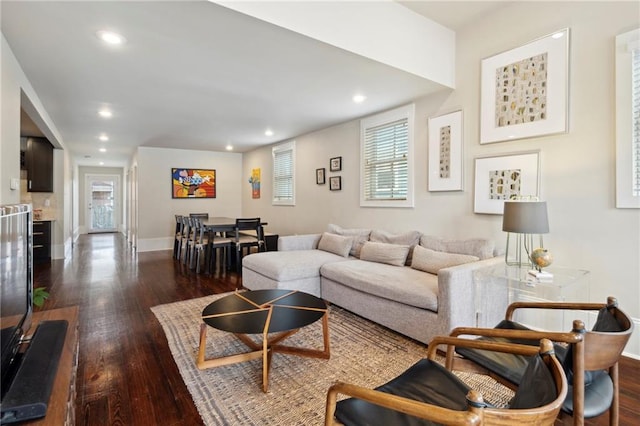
[325,337,567,426]
[448,296,633,426]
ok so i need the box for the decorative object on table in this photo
[528,248,554,281]
[502,198,550,271]
[330,176,342,191]
[330,156,342,172]
[172,168,216,198]
[474,151,540,214]
[316,168,326,185]
[428,110,463,191]
[480,28,570,144]
[249,168,260,199]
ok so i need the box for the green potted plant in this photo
[33,287,50,309]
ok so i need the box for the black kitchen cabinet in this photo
[33,220,52,265]
[26,137,53,192]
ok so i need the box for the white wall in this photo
[136,146,243,251]
[1,35,73,260]
[1,36,26,205]
[243,2,640,355]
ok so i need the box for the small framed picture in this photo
[316,168,326,185]
[330,156,342,172]
[330,176,342,191]
[473,150,540,214]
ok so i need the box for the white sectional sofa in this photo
[241,225,505,344]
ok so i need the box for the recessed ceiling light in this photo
[98,109,112,118]
[551,32,565,39]
[99,148,107,153]
[99,162,104,166]
[99,134,109,142]
[265,129,274,137]
[96,30,126,45]
[353,94,366,103]
[226,145,233,151]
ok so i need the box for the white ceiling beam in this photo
[213,1,456,88]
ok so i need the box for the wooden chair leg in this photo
[610,363,619,426]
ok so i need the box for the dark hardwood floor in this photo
[35,233,639,425]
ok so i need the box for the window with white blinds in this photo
[632,46,640,196]
[360,104,414,207]
[272,141,295,205]
[616,28,640,208]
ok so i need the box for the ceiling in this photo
[2,1,504,167]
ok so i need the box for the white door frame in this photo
[85,174,121,233]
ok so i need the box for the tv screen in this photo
[0,204,33,395]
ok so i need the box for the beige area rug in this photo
[151,293,514,425]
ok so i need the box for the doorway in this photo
[85,174,120,233]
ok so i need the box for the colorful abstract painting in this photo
[172,168,216,198]
[250,168,261,199]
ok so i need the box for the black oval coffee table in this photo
[197,289,330,392]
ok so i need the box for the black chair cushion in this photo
[335,359,472,426]
[456,320,569,385]
[592,306,624,332]
[509,353,558,409]
[561,370,613,418]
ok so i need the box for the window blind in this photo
[272,142,294,204]
[363,118,408,201]
[632,46,640,196]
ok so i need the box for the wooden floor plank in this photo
[33,233,638,425]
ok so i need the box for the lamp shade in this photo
[502,201,549,234]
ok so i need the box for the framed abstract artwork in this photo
[330,156,342,172]
[330,176,342,191]
[171,168,216,198]
[473,151,540,214]
[428,110,463,191]
[480,28,569,144]
[316,168,326,185]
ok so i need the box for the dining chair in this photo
[173,214,184,259]
[180,216,195,266]
[188,218,208,273]
[448,296,633,426]
[231,218,265,273]
[325,337,567,426]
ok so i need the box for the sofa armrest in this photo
[277,233,322,251]
[436,256,505,333]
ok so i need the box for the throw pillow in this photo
[420,235,495,260]
[317,232,353,258]
[370,229,421,265]
[327,224,371,258]
[359,241,410,267]
[411,245,479,274]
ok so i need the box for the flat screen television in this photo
[0,204,33,398]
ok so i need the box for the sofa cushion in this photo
[360,242,410,267]
[317,232,353,257]
[411,245,479,274]
[242,250,347,281]
[420,235,495,260]
[320,260,439,311]
[370,229,421,265]
[327,224,371,258]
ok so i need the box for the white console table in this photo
[474,264,590,331]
